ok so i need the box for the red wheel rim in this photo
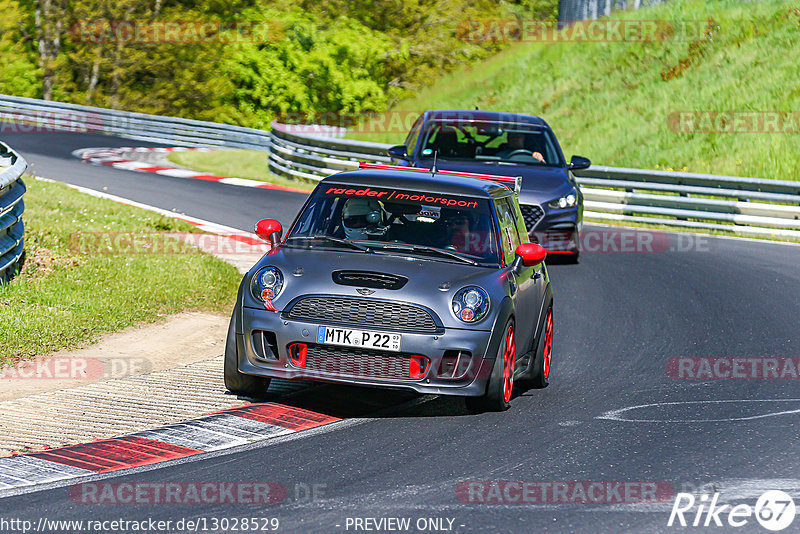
[543,309,553,379]
[502,325,515,403]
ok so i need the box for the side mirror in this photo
[514,242,547,268]
[255,219,282,246]
[568,155,591,170]
[387,145,411,162]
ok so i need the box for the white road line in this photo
[597,398,800,423]
[33,176,253,237]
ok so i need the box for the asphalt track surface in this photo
[2,130,800,533]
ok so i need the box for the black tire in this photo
[465,319,515,413]
[224,312,271,398]
[528,306,553,389]
[564,251,579,264]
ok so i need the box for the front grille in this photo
[304,344,418,380]
[332,270,408,290]
[286,297,439,333]
[520,204,545,232]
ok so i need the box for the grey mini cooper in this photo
[225,164,554,412]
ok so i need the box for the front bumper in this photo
[237,306,496,396]
[521,203,581,254]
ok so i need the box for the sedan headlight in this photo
[452,286,490,323]
[548,189,578,209]
[251,266,284,302]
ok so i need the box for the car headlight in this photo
[251,266,284,302]
[548,190,578,209]
[452,286,490,323]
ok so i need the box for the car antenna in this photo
[430,150,438,176]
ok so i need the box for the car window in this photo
[404,116,423,156]
[288,184,501,265]
[418,120,565,167]
[494,196,522,265]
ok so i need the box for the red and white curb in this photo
[72,147,308,193]
[0,181,338,492]
[0,403,339,491]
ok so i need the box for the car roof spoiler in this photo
[358,162,522,196]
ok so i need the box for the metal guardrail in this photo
[0,94,273,150]
[1,93,797,240]
[268,124,800,239]
[0,141,27,283]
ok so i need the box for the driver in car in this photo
[497,132,545,163]
[342,199,389,240]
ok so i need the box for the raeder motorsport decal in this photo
[324,186,479,209]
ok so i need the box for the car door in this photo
[495,196,537,356]
[514,196,547,353]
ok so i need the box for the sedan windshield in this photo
[419,120,565,166]
[288,184,501,265]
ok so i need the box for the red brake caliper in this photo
[503,326,515,403]
[543,310,553,378]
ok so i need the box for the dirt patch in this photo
[0,311,228,402]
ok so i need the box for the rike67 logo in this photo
[668,490,796,531]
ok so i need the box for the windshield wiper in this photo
[286,236,371,253]
[374,243,477,265]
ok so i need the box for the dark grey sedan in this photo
[225,165,554,412]
[388,110,591,262]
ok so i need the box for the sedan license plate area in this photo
[317,326,402,352]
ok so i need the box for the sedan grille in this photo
[287,297,439,333]
[304,344,420,380]
[520,204,545,232]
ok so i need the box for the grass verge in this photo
[167,149,315,191]
[0,177,241,365]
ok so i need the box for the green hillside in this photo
[351,0,800,181]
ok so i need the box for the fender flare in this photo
[529,281,554,356]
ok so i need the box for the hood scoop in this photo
[332,270,408,290]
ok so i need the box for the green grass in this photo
[167,149,315,191]
[349,0,800,181]
[0,178,242,364]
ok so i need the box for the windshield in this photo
[419,120,565,166]
[287,184,501,265]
